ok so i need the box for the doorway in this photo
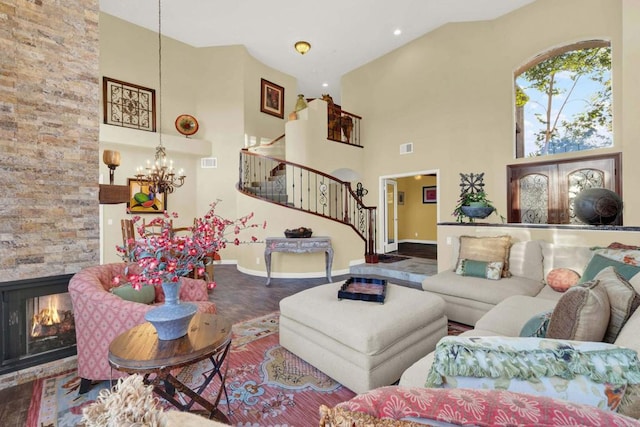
[379,171,439,255]
[383,179,398,253]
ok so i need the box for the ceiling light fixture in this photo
[135,0,186,195]
[294,41,311,55]
[393,29,402,36]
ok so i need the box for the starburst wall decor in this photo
[459,172,486,196]
[103,77,156,132]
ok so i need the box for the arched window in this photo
[515,40,612,158]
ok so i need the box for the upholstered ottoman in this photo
[279,282,447,394]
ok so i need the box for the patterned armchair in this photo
[69,263,216,393]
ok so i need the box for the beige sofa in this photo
[400,240,640,419]
[421,239,595,325]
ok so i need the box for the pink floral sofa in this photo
[69,263,216,393]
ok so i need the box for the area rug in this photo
[27,313,472,426]
[377,254,410,263]
[27,312,356,427]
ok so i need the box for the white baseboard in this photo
[398,239,437,245]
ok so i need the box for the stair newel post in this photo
[343,182,350,223]
[365,207,378,263]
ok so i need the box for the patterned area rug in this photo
[27,312,356,427]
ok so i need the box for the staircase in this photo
[243,162,288,204]
[238,149,378,263]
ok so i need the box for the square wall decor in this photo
[103,77,156,132]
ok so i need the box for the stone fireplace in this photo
[0,0,100,382]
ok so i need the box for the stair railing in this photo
[239,150,377,262]
[327,105,362,147]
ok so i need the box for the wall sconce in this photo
[102,150,121,185]
[294,41,311,55]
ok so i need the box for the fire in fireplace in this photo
[0,274,76,375]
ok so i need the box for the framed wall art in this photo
[103,77,156,132]
[127,178,167,214]
[260,78,284,119]
[423,186,437,204]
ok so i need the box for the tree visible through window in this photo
[515,40,612,158]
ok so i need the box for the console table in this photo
[264,236,333,286]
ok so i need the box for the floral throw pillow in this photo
[320,386,640,427]
[425,336,640,412]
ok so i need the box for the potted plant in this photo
[115,200,265,340]
[452,190,498,222]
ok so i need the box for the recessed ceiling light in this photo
[322,83,329,87]
[393,28,402,36]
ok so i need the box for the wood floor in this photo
[393,242,437,260]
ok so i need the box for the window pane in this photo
[515,43,612,158]
[567,169,604,224]
[519,174,549,223]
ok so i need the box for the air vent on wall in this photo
[201,157,218,168]
[400,142,413,155]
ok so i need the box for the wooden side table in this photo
[108,312,232,420]
[264,236,333,285]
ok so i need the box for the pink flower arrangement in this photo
[116,201,266,290]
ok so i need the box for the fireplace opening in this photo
[1,274,76,375]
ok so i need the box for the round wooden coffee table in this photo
[108,312,232,420]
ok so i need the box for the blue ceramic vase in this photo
[144,281,197,340]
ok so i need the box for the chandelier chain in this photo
[134,0,186,196]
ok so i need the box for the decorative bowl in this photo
[284,227,313,238]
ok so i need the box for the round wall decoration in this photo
[175,114,199,136]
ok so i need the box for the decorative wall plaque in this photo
[103,77,156,132]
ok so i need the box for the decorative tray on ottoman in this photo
[338,277,387,304]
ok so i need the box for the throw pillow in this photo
[546,280,610,342]
[425,336,640,412]
[594,266,640,344]
[607,242,640,250]
[457,235,512,277]
[321,387,640,427]
[455,259,503,280]
[519,310,552,338]
[110,283,156,304]
[546,267,580,292]
[579,253,640,284]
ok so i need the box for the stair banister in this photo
[238,150,377,263]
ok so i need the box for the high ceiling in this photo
[99,0,535,102]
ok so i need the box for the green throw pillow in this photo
[455,259,503,280]
[110,283,156,304]
[520,310,552,338]
[579,253,640,284]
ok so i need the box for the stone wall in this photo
[0,0,100,280]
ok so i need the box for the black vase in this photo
[573,188,622,225]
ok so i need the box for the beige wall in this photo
[99,0,640,275]
[342,0,635,254]
[397,175,437,242]
[98,13,298,266]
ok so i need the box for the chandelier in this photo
[136,0,186,194]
